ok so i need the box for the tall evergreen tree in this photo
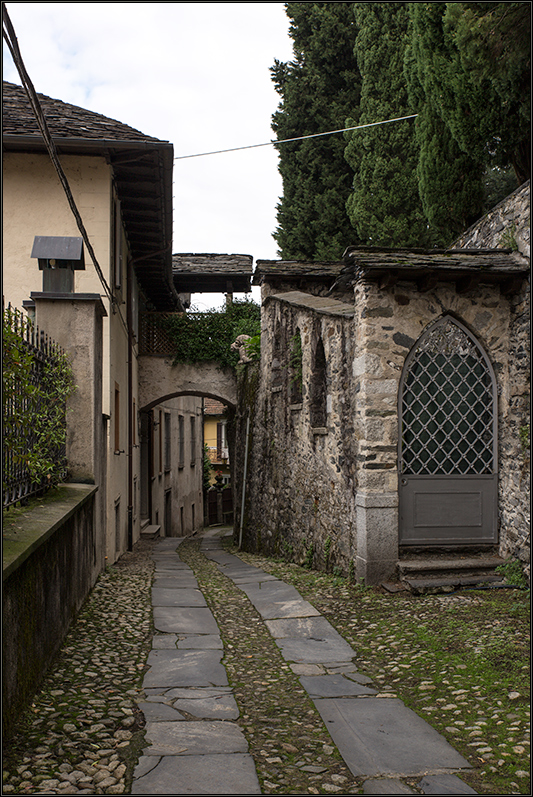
[404,3,485,244]
[441,2,530,184]
[344,2,431,247]
[271,3,362,260]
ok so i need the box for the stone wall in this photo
[236,293,359,576]
[455,181,530,577]
[2,485,98,739]
[238,185,529,583]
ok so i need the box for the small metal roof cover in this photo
[31,236,85,269]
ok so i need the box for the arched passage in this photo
[398,315,498,546]
[137,356,238,536]
[138,357,237,412]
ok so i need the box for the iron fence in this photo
[3,301,69,509]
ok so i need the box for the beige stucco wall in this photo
[3,150,142,564]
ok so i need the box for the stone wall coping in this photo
[356,491,398,508]
[266,291,354,317]
[2,484,98,581]
[30,292,108,317]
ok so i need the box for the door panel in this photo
[400,474,498,545]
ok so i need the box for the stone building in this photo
[237,183,530,584]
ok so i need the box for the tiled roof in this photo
[204,398,226,415]
[2,81,165,142]
[173,254,253,294]
[252,260,343,285]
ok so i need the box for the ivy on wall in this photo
[161,300,261,369]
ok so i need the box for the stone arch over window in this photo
[310,336,327,428]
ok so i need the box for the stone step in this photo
[398,556,505,576]
[397,555,506,594]
[403,573,505,595]
[141,524,161,540]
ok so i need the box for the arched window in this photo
[289,328,303,404]
[310,337,327,428]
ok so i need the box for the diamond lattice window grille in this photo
[400,318,496,476]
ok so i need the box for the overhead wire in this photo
[174,114,418,160]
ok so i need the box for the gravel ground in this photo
[2,533,530,795]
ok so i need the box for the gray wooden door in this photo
[399,316,498,546]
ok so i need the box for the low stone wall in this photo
[2,484,99,739]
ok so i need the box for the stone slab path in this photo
[131,535,478,795]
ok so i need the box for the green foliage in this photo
[161,299,261,369]
[495,560,528,590]
[202,444,213,492]
[345,2,432,248]
[303,542,314,570]
[408,2,530,191]
[498,223,519,251]
[519,424,530,455]
[243,333,261,360]
[3,308,75,499]
[271,2,363,259]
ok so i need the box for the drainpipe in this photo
[238,412,251,550]
[127,257,134,551]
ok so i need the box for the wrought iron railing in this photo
[3,301,69,509]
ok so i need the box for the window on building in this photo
[178,415,185,468]
[190,416,196,466]
[164,412,171,471]
[310,337,327,428]
[114,383,120,452]
[113,196,123,291]
[158,410,163,474]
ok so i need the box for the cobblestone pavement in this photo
[2,532,530,795]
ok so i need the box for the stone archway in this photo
[138,356,237,412]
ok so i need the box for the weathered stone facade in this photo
[236,185,530,584]
[454,181,530,576]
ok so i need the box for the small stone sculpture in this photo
[230,334,252,364]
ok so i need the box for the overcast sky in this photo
[3,2,295,308]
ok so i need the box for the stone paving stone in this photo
[265,615,346,640]
[363,778,416,794]
[299,674,377,697]
[153,606,220,634]
[419,774,478,794]
[143,649,228,688]
[176,634,223,649]
[131,753,261,794]
[152,633,179,649]
[151,587,207,607]
[153,576,200,589]
[142,720,250,756]
[275,635,356,663]
[171,692,240,720]
[312,697,471,777]
[252,598,321,620]
[137,701,186,722]
[240,580,305,604]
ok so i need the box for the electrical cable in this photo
[3,3,122,319]
[174,114,418,160]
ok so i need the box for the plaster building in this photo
[238,182,530,585]
[2,81,204,560]
[204,398,231,486]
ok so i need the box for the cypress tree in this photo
[271,2,363,260]
[405,3,485,244]
[344,2,431,248]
